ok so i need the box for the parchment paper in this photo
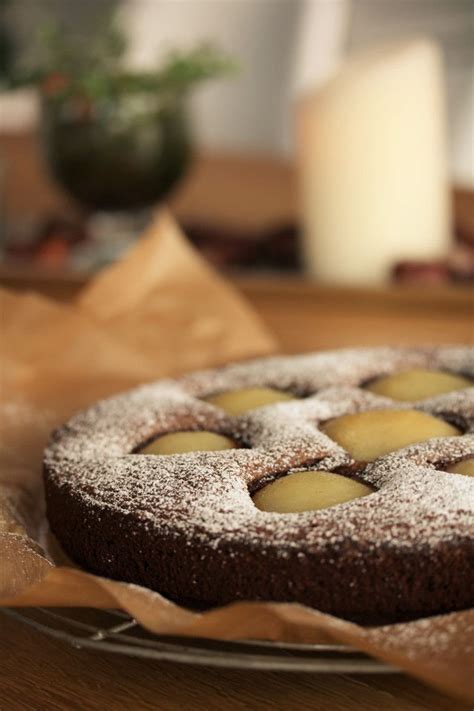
[1,210,472,702]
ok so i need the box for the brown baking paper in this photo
[1,211,472,703]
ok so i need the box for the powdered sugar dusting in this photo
[44,347,474,563]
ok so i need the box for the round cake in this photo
[44,346,474,624]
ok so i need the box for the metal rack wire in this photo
[2,607,397,673]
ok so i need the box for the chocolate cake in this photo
[44,347,474,624]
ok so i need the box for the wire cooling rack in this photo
[2,607,397,673]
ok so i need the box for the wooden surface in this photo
[237,278,473,350]
[1,273,473,710]
[0,614,468,711]
[2,266,473,350]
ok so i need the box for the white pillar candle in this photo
[297,39,452,285]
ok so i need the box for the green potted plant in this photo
[3,15,234,211]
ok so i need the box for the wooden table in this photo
[0,612,466,711]
[1,273,473,710]
[1,266,473,349]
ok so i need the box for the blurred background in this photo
[0,0,473,284]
